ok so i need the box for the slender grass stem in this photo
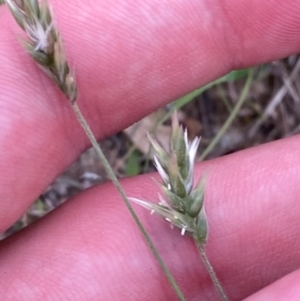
[200,68,254,160]
[195,239,229,301]
[71,103,187,301]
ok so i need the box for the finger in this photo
[1,135,300,300]
[1,0,300,229]
[243,270,300,301]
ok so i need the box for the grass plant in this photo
[130,112,228,301]
[4,0,186,300]
[4,0,300,300]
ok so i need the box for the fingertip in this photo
[243,269,300,301]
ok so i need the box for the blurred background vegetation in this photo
[1,2,300,238]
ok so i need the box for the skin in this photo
[0,0,300,300]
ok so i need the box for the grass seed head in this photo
[130,112,208,244]
[5,0,77,102]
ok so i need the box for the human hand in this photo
[1,0,300,300]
